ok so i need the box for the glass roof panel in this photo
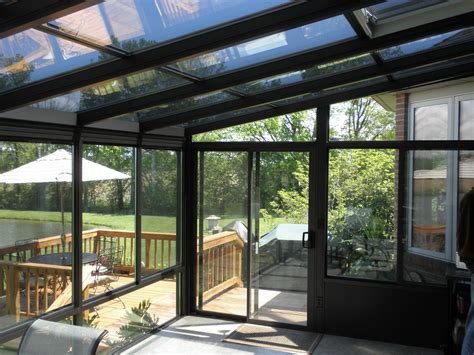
[0,29,108,93]
[392,54,474,80]
[48,0,292,52]
[32,69,190,112]
[183,104,271,127]
[107,90,236,123]
[233,54,375,94]
[170,15,356,78]
[378,28,474,61]
[367,0,446,22]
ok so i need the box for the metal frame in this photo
[0,0,383,112]
[142,45,474,131]
[77,14,474,127]
[186,62,474,135]
[0,130,185,344]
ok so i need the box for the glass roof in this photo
[233,54,374,95]
[32,68,190,112]
[392,54,474,80]
[106,90,236,123]
[366,0,446,22]
[47,0,292,53]
[169,15,356,78]
[0,29,108,93]
[378,28,474,61]
[183,105,271,128]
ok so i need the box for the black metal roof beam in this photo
[185,62,474,135]
[77,11,474,126]
[140,42,474,131]
[0,0,382,112]
[0,0,102,39]
[36,24,129,58]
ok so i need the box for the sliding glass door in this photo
[196,149,311,327]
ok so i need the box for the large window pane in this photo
[414,103,448,140]
[49,0,291,52]
[142,150,179,276]
[0,29,107,93]
[0,143,72,329]
[327,149,397,281]
[83,278,177,353]
[82,145,135,298]
[171,15,355,78]
[197,152,248,316]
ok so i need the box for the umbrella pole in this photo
[60,182,66,255]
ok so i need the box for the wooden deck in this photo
[90,276,177,346]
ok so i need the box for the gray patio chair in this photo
[18,319,107,355]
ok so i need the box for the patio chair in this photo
[18,318,107,355]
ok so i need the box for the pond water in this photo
[0,219,97,248]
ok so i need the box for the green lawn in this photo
[0,210,296,235]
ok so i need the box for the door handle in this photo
[302,231,313,249]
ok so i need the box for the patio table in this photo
[28,252,98,266]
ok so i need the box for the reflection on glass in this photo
[378,28,474,61]
[460,99,474,140]
[0,143,72,329]
[411,151,447,253]
[171,15,355,77]
[49,0,291,52]
[197,152,248,316]
[0,29,107,93]
[414,103,448,140]
[82,145,135,298]
[142,150,178,276]
[367,0,445,21]
[113,91,236,122]
[32,69,189,112]
[83,278,177,352]
[250,152,309,326]
[234,54,374,94]
[327,149,397,281]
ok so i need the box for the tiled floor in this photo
[123,316,442,355]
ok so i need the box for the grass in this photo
[0,210,296,235]
[0,209,176,233]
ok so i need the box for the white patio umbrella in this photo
[0,149,130,251]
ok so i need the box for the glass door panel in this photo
[250,152,309,326]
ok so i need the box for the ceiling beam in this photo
[140,43,474,131]
[185,61,474,135]
[0,0,382,112]
[77,11,474,126]
[0,0,102,39]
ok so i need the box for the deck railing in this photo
[0,260,71,319]
[199,231,244,301]
[0,229,177,274]
[0,229,244,319]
